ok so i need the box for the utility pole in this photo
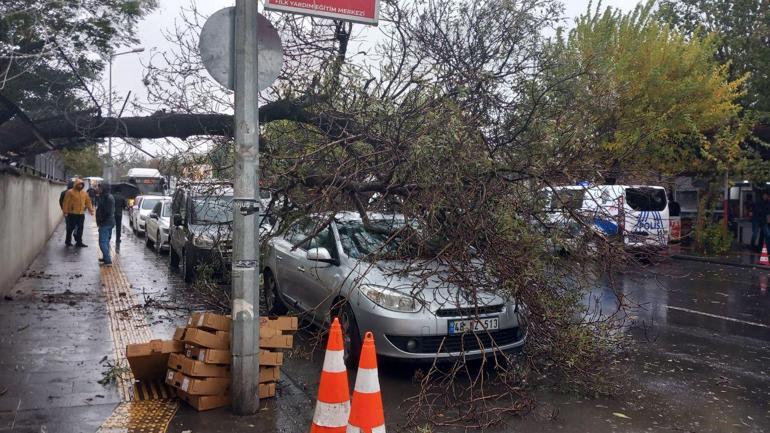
[231,0,261,414]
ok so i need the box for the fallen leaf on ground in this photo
[613,412,631,419]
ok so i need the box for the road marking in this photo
[666,305,770,329]
[94,231,179,433]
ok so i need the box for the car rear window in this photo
[141,198,160,210]
[626,188,667,212]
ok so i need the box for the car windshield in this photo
[337,219,434,260]
[626,188,667,212]
[193,196,233,224]
[162,203,171,217]
[141,198,160,210]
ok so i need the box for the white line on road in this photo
[666,305,770,329]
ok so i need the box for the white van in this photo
[545,184,670,250]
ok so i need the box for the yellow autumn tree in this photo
[557,0,748,178]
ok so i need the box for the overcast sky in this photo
[102,0,641,158]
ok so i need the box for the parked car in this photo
[128,195,143,229]
[168,182,274,282]
[132,195,165,236]
[145,198,172,253]
[261,212,526,366]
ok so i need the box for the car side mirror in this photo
[173,214,183,227]
[306,247,334,264]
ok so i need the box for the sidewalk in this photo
[0,219,120,433]
[670,245,768,270]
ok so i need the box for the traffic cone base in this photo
[310,318,351,433]
[347,331,386,433]
[761,243,770,266]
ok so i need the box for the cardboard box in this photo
[172,327,186,341]
[167,353,230,378]
[176,388,230,411]
[260,366,280,383]
[186,347,231,365]
[260,334,293,349]
[184,328,230,350]
[126,340,184,381]
[259,350,284,366]
[189,312,231,332]
[260,382,276,399]
[166,370,230,395]
[260,316,299,332]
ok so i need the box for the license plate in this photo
[448,317,499,334]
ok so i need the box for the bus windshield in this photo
[131,178,164,195]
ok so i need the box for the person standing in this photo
[95,183,115,266]
[59,179,74,245]
[61,178,94,247]
[112,189,127,247]
[750,194,763,250]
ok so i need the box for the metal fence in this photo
[1,152,68,182]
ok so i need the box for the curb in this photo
[670,254,769,271]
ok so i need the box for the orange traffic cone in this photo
[761,243,770,266]
[310,318,350,433]
[347,331,385,433]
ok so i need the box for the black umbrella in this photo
[107,182,141,199]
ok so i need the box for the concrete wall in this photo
[0,172,64,295]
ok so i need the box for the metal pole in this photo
[232,0,260,414]
[107,56,113,183]
[723,170,729,228]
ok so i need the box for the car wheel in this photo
[339,304,362,369]
[169,245,180,270]
[182,248,195,283]
[263,270,288,315]
[145,231,154,248]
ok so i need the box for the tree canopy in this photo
[551,1,747,178]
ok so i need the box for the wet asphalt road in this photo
[1,215,769,432]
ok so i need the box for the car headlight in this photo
[140,214,148,220]
[359,284,421,313]
[193,234,214,248]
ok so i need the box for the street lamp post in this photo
[106,47,144,183]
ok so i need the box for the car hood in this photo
[353,259,506,310]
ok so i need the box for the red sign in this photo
[669,217,681,242]
[265,0,379,25]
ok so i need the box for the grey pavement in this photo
[0,218,119,433]
[2,215,770,432]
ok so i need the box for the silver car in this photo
[145,198,172,252]
[133,195,166,236]
[262,212,526,364]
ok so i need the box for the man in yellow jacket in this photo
[61,178,95,247]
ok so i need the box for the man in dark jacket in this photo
[95,183,115,266]
[112,189,127,246]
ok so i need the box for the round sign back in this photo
[199,7,283,91]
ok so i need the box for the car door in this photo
[301,225,343,324]
[169,190,186,255]
[271,219,313,308]
[147,202,162,242]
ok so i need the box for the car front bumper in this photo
[349,292,526,361]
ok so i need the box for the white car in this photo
[132,195,166,236]
[145,198,172,252]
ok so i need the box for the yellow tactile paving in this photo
[97,400,178,433]
[94,230,179,433]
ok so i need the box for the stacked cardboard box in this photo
[163,312,298,411]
